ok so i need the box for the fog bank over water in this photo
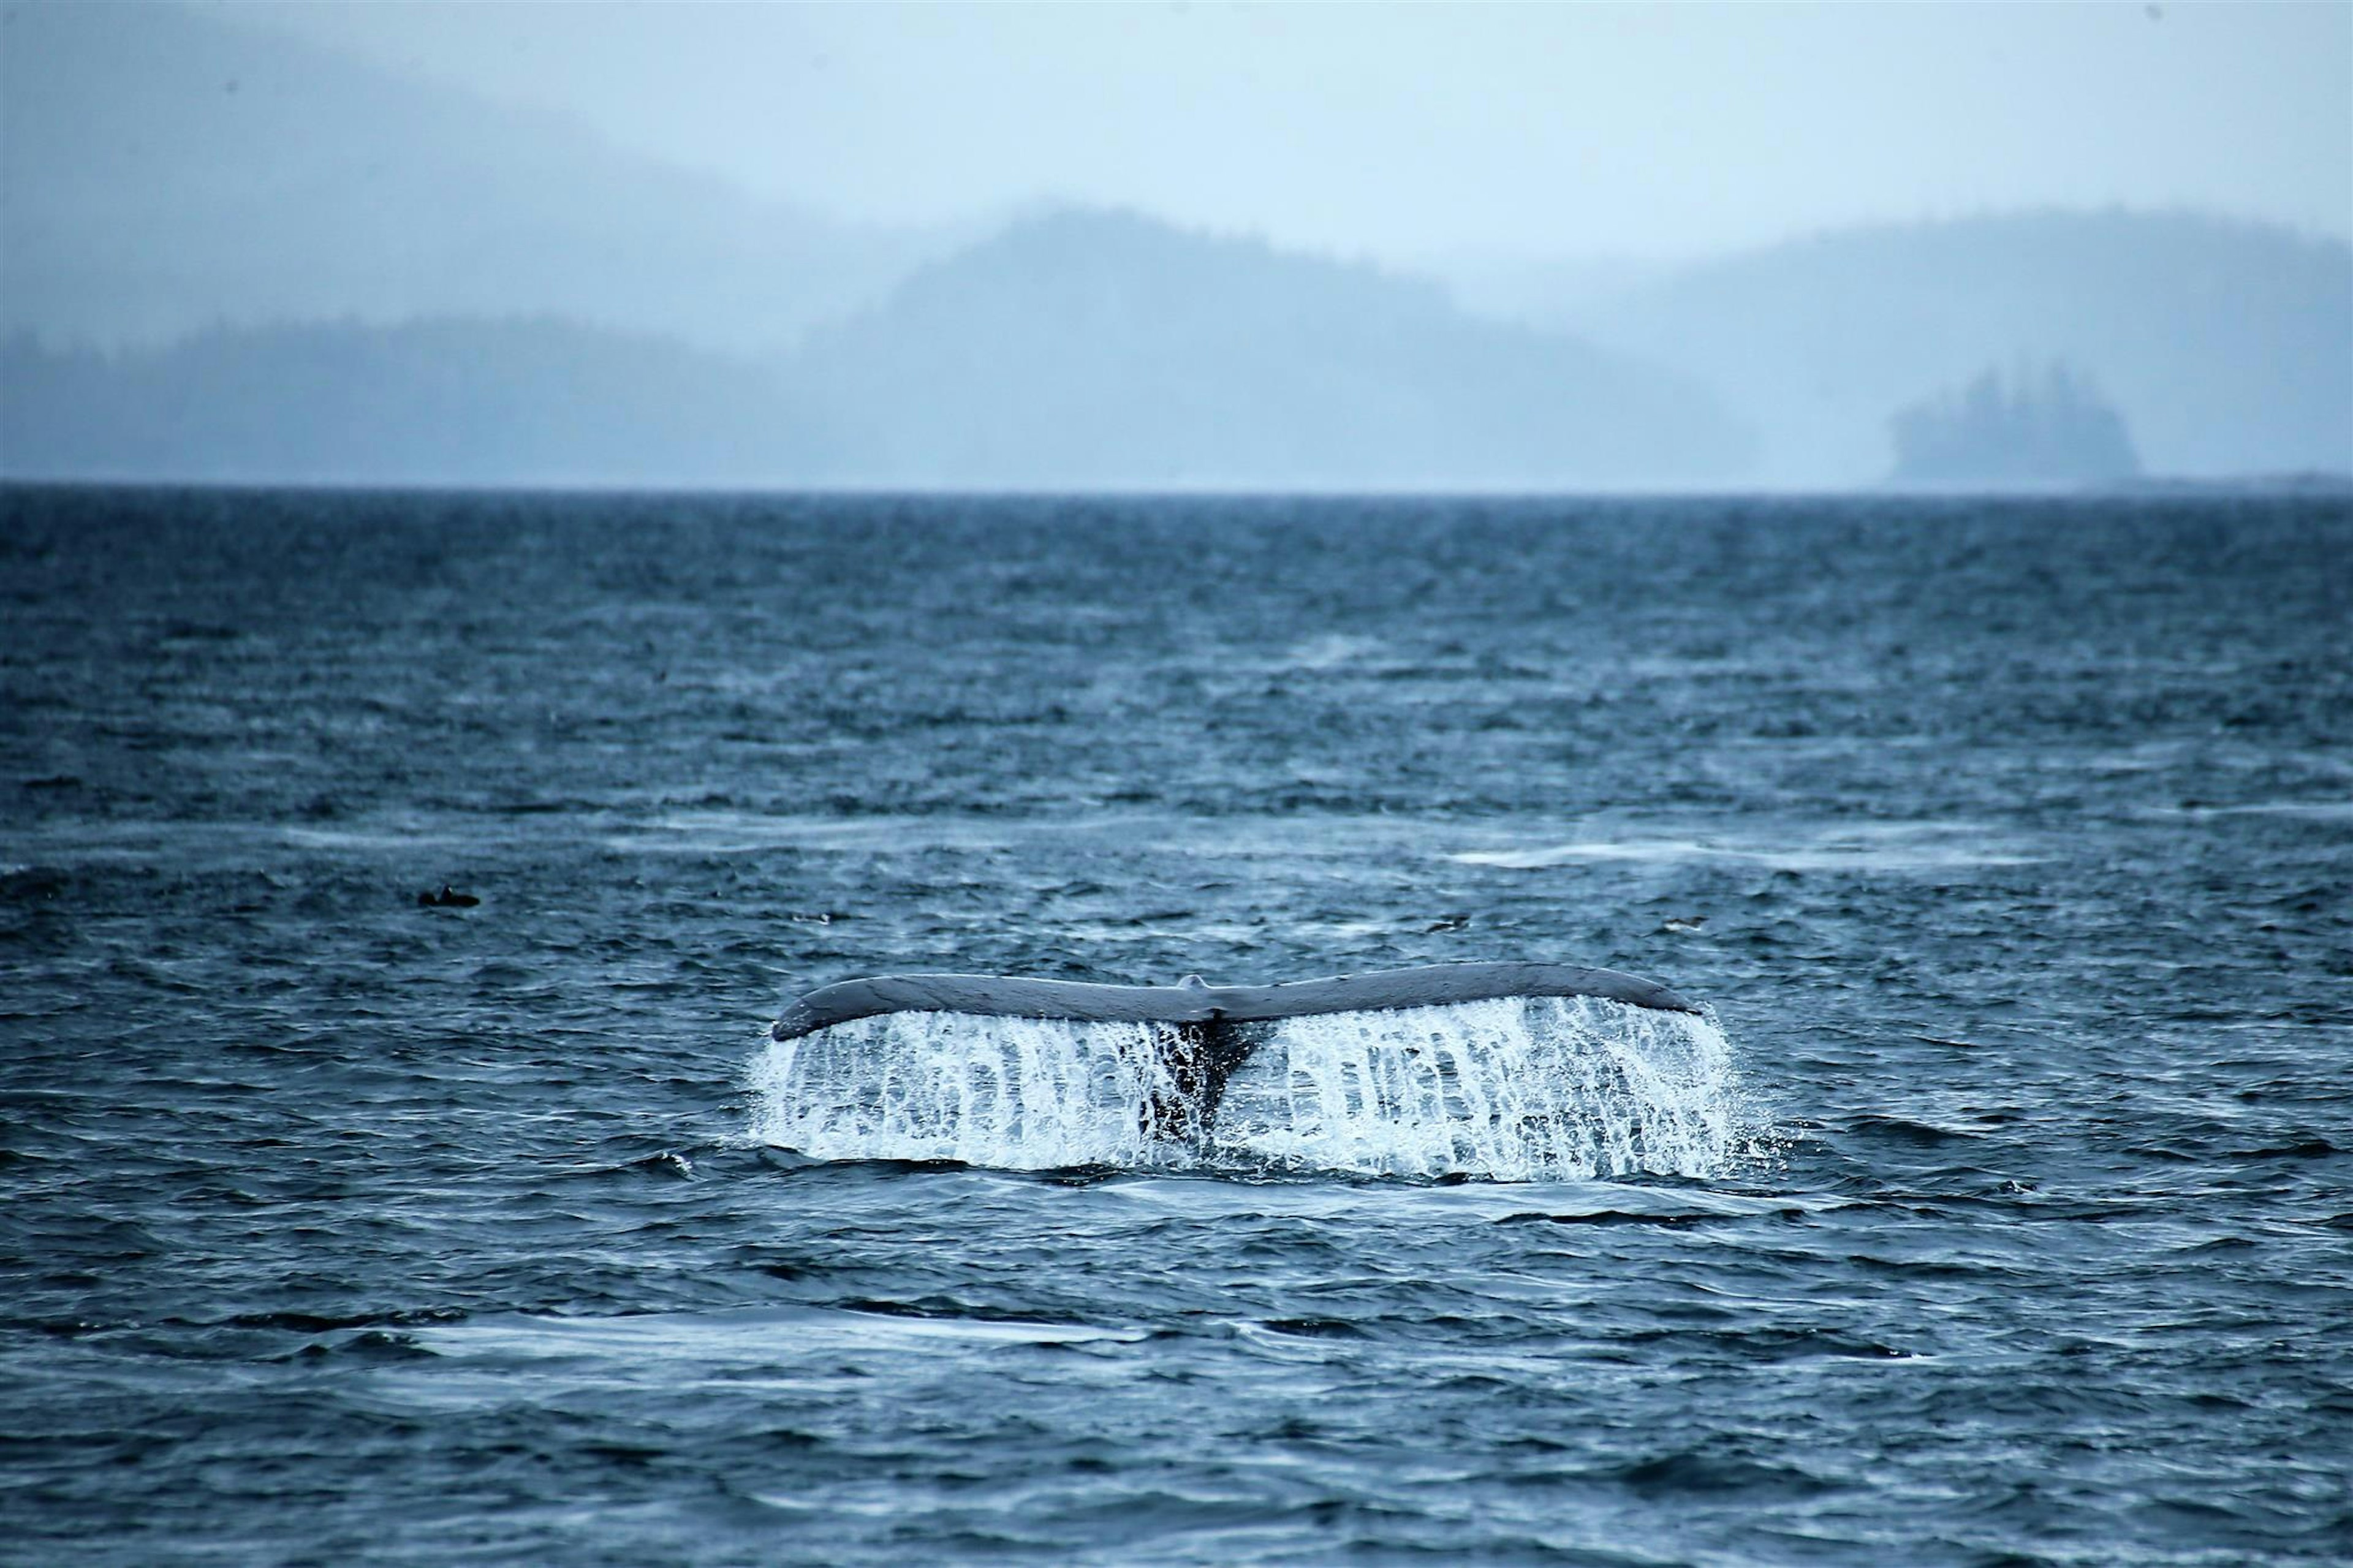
[3,2,2347,488]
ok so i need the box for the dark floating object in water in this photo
[417,885,480,908]
[770,961,1700,1141]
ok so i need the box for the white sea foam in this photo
[1449,824,2040,872]
[748,995,1740,1182]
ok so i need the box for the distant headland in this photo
[1887,363,2140,487]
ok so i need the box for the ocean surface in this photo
[2,486,2348,1566]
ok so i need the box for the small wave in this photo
[1281,633,1391,671]
[281,825,458,851]
[1450,839,1718,869]
[1608,1451,1837,1499]
[601,811,1118,857]
[1449,822,2040,873]
[419,1305,1145,1362]
[746,996,1746,1183]
[2158,800,2353,821]
[1846,1114,1985,1146]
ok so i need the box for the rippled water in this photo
[4,487,2349,1565]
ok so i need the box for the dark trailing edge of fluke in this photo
[770,961,1697,1042]
[769,961,1699,1143]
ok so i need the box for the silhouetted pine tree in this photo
[1889,361,2140,484]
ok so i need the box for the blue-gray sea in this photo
[3,486,2349,1566]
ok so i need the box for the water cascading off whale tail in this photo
[752,961,1737,1180]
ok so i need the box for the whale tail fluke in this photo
[753,961,1728,1178]
[768,961,1700,1148]
[770,960,1697,1043]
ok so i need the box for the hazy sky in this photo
[243,1,2351,262]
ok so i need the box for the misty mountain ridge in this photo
[4,2,2345,488]
[10,202,2346,490]
[0,1,952,354]
[2,319,823,488]
[786,209,1750,487]
[1488,209,2352,483]
[2,211,1749,488]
